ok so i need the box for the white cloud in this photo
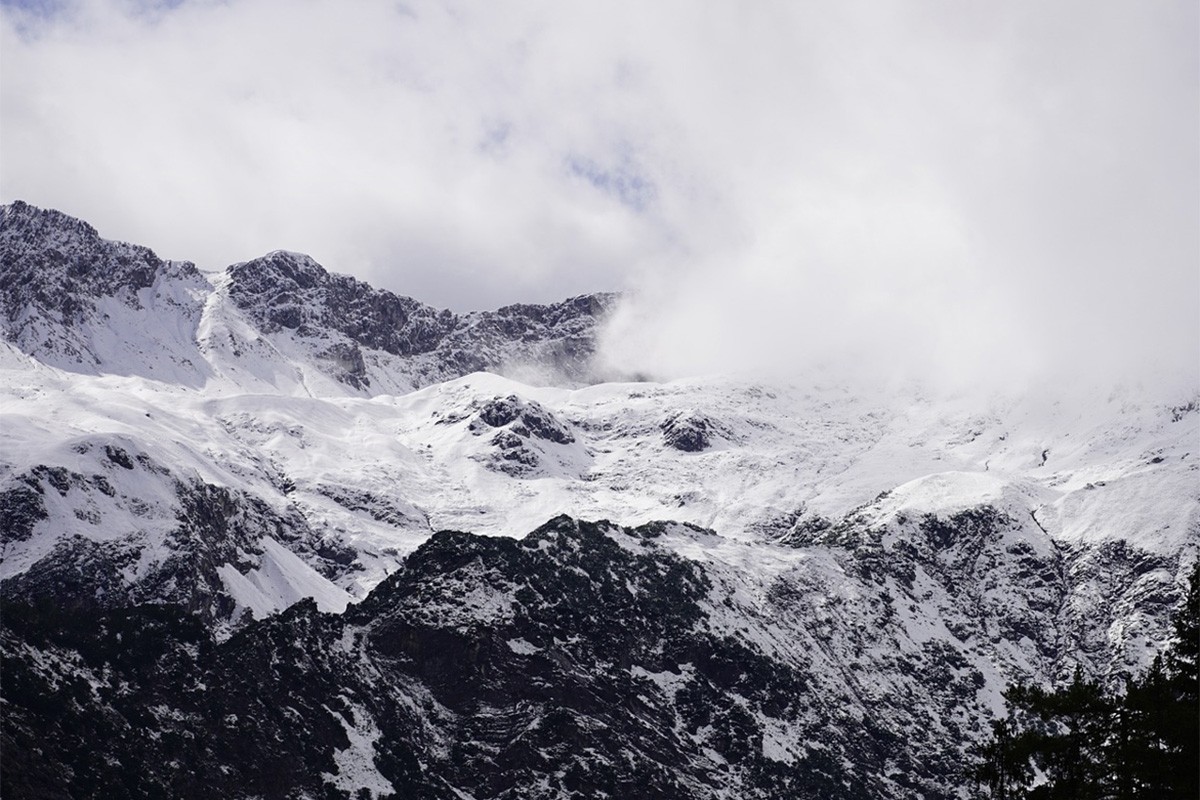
[2,0,1196,395]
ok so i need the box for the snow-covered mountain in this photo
[0,200,614,394]
[1,201,1196,799]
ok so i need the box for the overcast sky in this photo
[2,0,1196,393]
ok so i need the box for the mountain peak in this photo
[0,201,208,372]
[1,199,100,240]
[228,249,330,289]
[0,199,180,292]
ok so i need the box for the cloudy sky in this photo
[2,0,1196,392]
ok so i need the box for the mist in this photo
[2,0,1196,397]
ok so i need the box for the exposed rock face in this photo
[0,200,166,319]
[224,250,616,391]
[441,294,615,384]
[0,480,48,544]
[0,200,207,373]
[2,515,1191,800]
[0,203,616,390]
[661,411,721,452]
[227,250,458,356]
[0,444,353,631]
[475,395,575,444]
[462,394,580,476]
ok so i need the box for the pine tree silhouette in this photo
[972,561,1199,799]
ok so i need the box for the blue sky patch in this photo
[566,154,656,213]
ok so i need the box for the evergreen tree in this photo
[972,561,1199,799]
[1004,668,1111,799]
[1121,657,1176,794]
[971,716,1033,799]
[1155,560,1199,798]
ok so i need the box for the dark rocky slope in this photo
[3,516,1190,800]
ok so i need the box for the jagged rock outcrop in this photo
[660,410,724,452]
[225,250,457,389]
[226,250,615,390]
[0,200,171,321]
[0,202,616,391]
[461,395,580,476]
[0,442,354,631]
[0,200,208,376]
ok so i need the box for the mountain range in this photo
[1,200,1196,799]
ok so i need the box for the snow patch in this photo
[217,537,351,620]
[322,699,394,799]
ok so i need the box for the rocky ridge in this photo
[224,249,614,392]
[0,201,615,393]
